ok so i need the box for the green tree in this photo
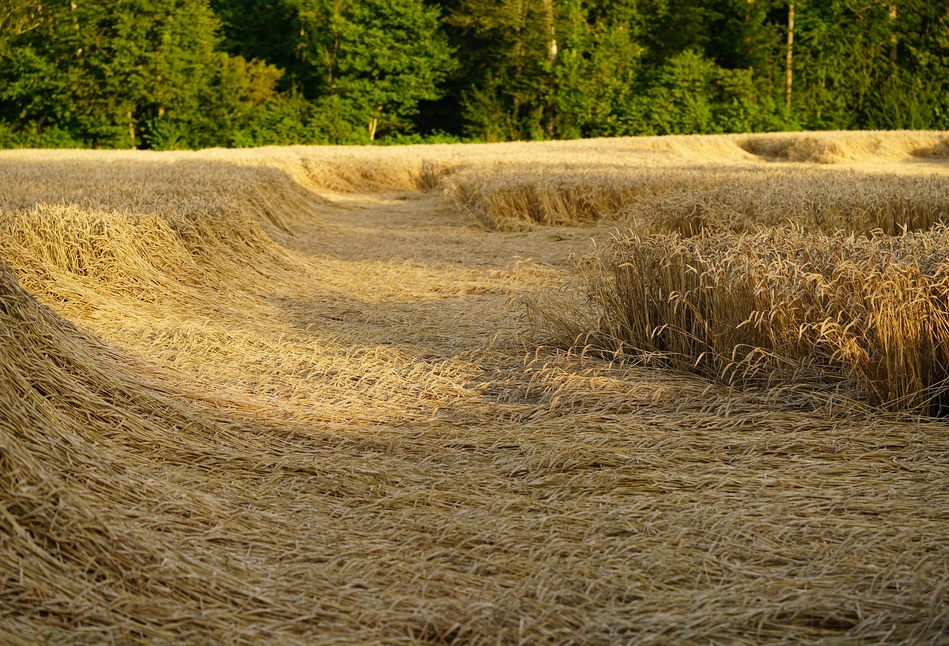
[211,0,299,85]
[4,0,949,147]
[551,0,645,138]
[291,0,456,140]
[447,0,563,140]
[0,0,289,148]
[784,0,948,130]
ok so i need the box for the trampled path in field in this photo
[281,190,585,352]
[2,138,948,644]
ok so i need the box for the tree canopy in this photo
[2,0,947,148]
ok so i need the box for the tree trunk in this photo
[368,117,378,141]
[889,3,897,66]
[127,111,135,144]
[157,74,165,118]
[785,2,794,109]
[514,0,526,78]
[744,0,754,59]
[541,0,557,62]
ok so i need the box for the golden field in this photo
[2,132,949,644]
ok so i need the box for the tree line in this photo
[1,0,947,149]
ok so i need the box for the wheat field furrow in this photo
[1,132,949,644]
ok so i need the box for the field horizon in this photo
[2,131,949,643]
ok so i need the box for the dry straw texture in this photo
[1,132,949,644]
[449,131,949,232]
[452,167,949,233]
[526,227,949,413]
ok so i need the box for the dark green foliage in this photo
[757,0,949,131]
[1,0,947,148]
[0,0,298,148]
[0,121,85,148]
[301,0,456,139]
[550,0,644,139]
[624,50,781,136]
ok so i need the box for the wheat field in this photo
[2,132,949,644]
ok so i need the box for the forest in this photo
[1,0,947,149]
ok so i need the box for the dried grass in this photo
[448,131,949,232]
[628,170,949,236]
[526,226,949,413]
[454,167,949,234]
[1,134,949,643]
[738,130,949,164]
